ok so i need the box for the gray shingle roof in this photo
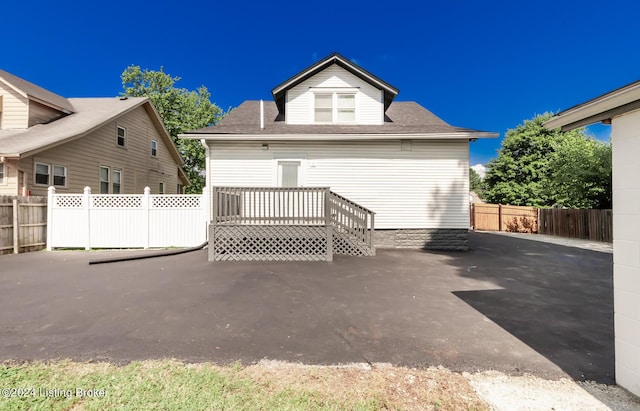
[0,69,75,113]
[0,97,148,156]
[187,100,485,135]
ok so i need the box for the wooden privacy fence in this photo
[471,203,613,242]
[538,208,613,242]
[471,203,538,233]
[0,195,48,255]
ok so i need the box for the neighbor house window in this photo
[151,140,157,157]
[35,163,50,185]
[158,181,165,194]
[314,93,355,124]
[53,165,67,186]
[0,163,4,184]
[117,126,126,147]
[112,169,122,194]
[100,166,110,193]
[177,184,183,194]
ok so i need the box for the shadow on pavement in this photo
[450,232,614,384]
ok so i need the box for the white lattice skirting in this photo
[210,224,331,261]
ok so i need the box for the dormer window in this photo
[314,92,356,124]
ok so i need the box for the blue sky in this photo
[3,0,639,167]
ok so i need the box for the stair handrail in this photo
[328,190,375,252]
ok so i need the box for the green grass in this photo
[0,360,489,411]
[0,360,378,411]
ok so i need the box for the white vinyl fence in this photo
[47,186,208,250]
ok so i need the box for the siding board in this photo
[0,81,28,129]
[286,65,383,125]
[208,140,470,229]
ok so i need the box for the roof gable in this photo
[271,52,399,114]
[0,69,75,113]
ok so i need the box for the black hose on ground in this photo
[88,241,208,265]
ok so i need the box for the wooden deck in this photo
[209,187,375,261]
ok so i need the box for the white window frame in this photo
[314,93,333,123]
[275,159,304,187]
[100,166,110,194]
[34,162,51,186]
[313,89,357,124]
[117,126,126,147]
[112,169,122,194]
[0,163,5,185]
[52,165,67,187]
[158,181,165,194]
[336,94,356,123]
[151,139,158,157]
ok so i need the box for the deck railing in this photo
[210,186,375,260]
[212,187,329,225]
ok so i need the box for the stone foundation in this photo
[374,229,469,251]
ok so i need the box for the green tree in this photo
[469,168,484,199]
[549,134,612,208]
[121,66,224,193]
[484,113,583,207]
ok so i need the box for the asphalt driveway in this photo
[0,232,614,383]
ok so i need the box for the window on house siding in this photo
[314,93,356,124]
[117,126,126,147]
[113,169,122,194]
[314,94,333,123]
[100,166,110,193]
[337,94,355,122]
[151,140,158,157]
[53,165,67,186]
[177,184,183,194]
[158,181,165,194]
[278,161,300,188]
[35,163,50,185]
[0,163,4,184]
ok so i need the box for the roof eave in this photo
[179,131,498,141]
[29,95,74,114]
[544,80,640,131]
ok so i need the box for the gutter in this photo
[179,132,499,141]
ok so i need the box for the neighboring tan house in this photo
[181,53,497,253]
[0,69,188,196]
[545,81,640,397]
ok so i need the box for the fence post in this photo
[143,187,150,249]
[12,199,18,254]
[370,212,376,256]
[84,186,91,250]
[325,188,333,262]
[46,186,55,251]
[202,187,210,242]
[498,204,503,232]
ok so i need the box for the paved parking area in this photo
[0,232,614,383]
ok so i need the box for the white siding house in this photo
[545,81,640,397]
[182,52,496,250]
